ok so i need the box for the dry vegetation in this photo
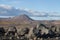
[0,22,60,40]
[0,15,60,40]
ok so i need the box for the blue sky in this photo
[0,0,60,12]
[0,0,60,20]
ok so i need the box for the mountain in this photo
[10,14,34,24]
[13,14,33,21]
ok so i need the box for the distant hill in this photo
[0,14,60,28]
[11,14,34,24]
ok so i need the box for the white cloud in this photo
[0,4,12,10]
[0,4,60,18]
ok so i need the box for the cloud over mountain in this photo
[0,4,32,16]
[0,4,60,20]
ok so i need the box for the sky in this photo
[0,0,60,20]
[0,0,60,12]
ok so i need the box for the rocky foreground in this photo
[0,23,60,40]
